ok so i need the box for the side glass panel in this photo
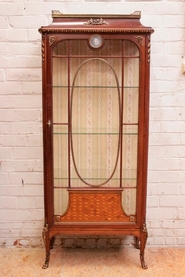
[52,39,140,218]
[122,40,139,216]
[122,125,138,188]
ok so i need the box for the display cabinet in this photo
[39,11,153,269]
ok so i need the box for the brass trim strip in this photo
[52,10,141,19]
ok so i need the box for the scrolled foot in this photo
[42,252,50,269]
[140,253,148,270]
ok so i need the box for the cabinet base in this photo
[42,223,148,269]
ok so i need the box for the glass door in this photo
[52,37,139,221]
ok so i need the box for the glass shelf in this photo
[53,132,138,135]
[54,177,137,181]
[52,55,140,58]
[53,126,138,134]
[53,85,139,89]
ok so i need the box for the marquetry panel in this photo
[54,190,135,223]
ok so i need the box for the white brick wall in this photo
[0,0,185,248]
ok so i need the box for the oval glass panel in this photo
[71,58,120,187]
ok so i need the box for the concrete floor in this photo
[0,247,185,277]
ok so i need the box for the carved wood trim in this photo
[148,36,151,63]
[134,35,143,45]
[42,34,45,63]
[49,35,57,46]
[40,29,153,34]
[85,18,108,25]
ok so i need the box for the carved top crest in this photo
[85,18,108,25]
[38,11,154,35]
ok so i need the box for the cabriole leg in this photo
[140,222,148,269]
[42,251,50,269]
[42,224,50,269]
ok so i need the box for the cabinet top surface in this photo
[39,10,154,34]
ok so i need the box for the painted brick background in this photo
[0,0,185,248]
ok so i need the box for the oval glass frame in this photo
[70,58,121,187]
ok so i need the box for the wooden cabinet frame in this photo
[39,11,153,269]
